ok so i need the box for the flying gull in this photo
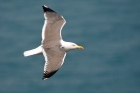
[23,5,84,80]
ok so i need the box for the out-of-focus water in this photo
[0,0,140,93]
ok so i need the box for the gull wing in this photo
[42,46,66,80]
[41,5,66,80]
[42,5,66,47]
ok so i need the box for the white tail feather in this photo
[23,46,42,57]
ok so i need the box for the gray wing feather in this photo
[42,46,66,80]
[42,9,66,47]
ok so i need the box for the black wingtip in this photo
[42,77,47,80]
[42,5,56,13]
[42,70,58,80]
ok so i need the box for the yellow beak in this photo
[77,46,84,50]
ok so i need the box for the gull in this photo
[23,5,84,80]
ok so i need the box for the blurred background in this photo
[0,0,140,93]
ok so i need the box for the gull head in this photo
[61,41,84,52]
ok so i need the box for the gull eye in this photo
[61,46,64,49]
[72,44,75,46]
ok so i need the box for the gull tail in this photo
[23,46,42,57]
